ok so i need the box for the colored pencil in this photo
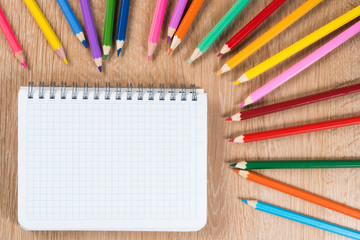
[226,83,360,121]
[167,0,188,42]
[116,0,130,56]
[103,0,116,59]
[217,0,288,57]
[168,0,205,55]
[0,7,27,68]
[23,0,68,64]
[229,115,360,143]
[57,0,87,48]
[148,0,167,61]
[239,20,360,107]
[232,169,360,219]
[242,200,360,239]
[80,0,102,72]
[235,5,360,83]
[188,0,251,64]
[231,160,360,169]
[217,0,323,75]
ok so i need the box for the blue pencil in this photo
[116,0,130,56]
[242,200,360,239]
[57,0,87,48]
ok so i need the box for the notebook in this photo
[18,82,207,231]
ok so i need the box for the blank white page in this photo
[18,86,207,231]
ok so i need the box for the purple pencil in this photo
[80,0,102,72]
[167,0,188,42]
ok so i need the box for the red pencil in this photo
[218,0,287,57]
[229,115,360,143]
[227,83,360,121]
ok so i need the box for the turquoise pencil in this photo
[57,0,87,48]
[242,200,360,239]
[188,0,251,63]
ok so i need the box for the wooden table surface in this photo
[1,0,360,239]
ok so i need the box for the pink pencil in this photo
[240,19,360,108]
[167,0,188,42]
[0,7,26,68]
[148,0,167,60]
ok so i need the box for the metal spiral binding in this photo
[61,82,66,99]
[28,82,34,99]
[105,83,111,100]
[116,83,121,100]
[50,82,56,99]
[72,83,78,99]
[39,82,45,99]
[83,83,89,99]
[126,83,132,100]
[27,82,198,101]
[137,84,143,100]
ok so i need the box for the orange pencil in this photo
[232,169,360,220]
[168,0,205,55]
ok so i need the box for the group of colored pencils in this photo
[230,161,360,238]
[1,0,130,71]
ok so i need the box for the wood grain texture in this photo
[0,0,360,239]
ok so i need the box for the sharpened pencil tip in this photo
[148,55,152,61]
[167,36,171,43]
[168,49,173,55]
[232,168,240,173]
[104,55,108,60]
[22,61,27,69]
[98,66,102,72]
[217,52,222,57]
[230,163,236,167]
[226,117,232,121]
[216,70,222,76]
[64,59,68,64]
[241,199,248,204]
[82,40,88,48]
[187,59,192,64]
[117,48,121,57]
[239,102,245,108]
[229,139,235,143]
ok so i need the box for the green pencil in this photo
[188,0,251,64]
[230,160,360,170]
[103,0,116,59]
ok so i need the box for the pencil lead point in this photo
[64,59,68,64]
[239,102,245,108]
[117,48,121,57]
[241,199,248,204]
[217,52,222,57]
[168,49,173,55]
[98,66,102,72]
[230,163,237,167]
[187,59,192,64]
[22,61,27,69]
[229,139,235,143]
[231,168,239,173]
[226,117,232,121]
[148,55,152,61]
[216,70,222,76]
[82,40,88,48]
[104,55,108,60]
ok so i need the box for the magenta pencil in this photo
[240,19,360,108]
[167,0,188,42]
[148,0,167,60]
[0,7,26,68]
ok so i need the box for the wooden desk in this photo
[1,0,359,239]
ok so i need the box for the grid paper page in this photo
[18,86,207,231]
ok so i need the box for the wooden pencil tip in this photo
[217,52,222,57]
[230,163,236,167]
[168,49,173,55]
[226,117,232,121]
[82,40,88,48]
[233,80,241,85]
[216,70,222,76]
[241,199,248,204]
[187,59,192,64]
[239,102,245,108]
[98,66,102,72]
[148,55,152,61]
[117,48,121,57]
[64,59,68,64]
[22,61,27,69]
[231,168,239,173]
[229,139,235,143]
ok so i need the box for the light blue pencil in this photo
[57,0,87,48]
[116,0,130,56]
[242,200,360,239]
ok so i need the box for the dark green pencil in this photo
[230,160,360,170]
[103,0,116,59]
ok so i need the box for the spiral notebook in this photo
[18,83,207,231]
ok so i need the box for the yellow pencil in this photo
[217,0,323,76]
[23,0,68,64]
[234,5,360,84]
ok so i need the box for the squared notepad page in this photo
[18,86,207,231]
